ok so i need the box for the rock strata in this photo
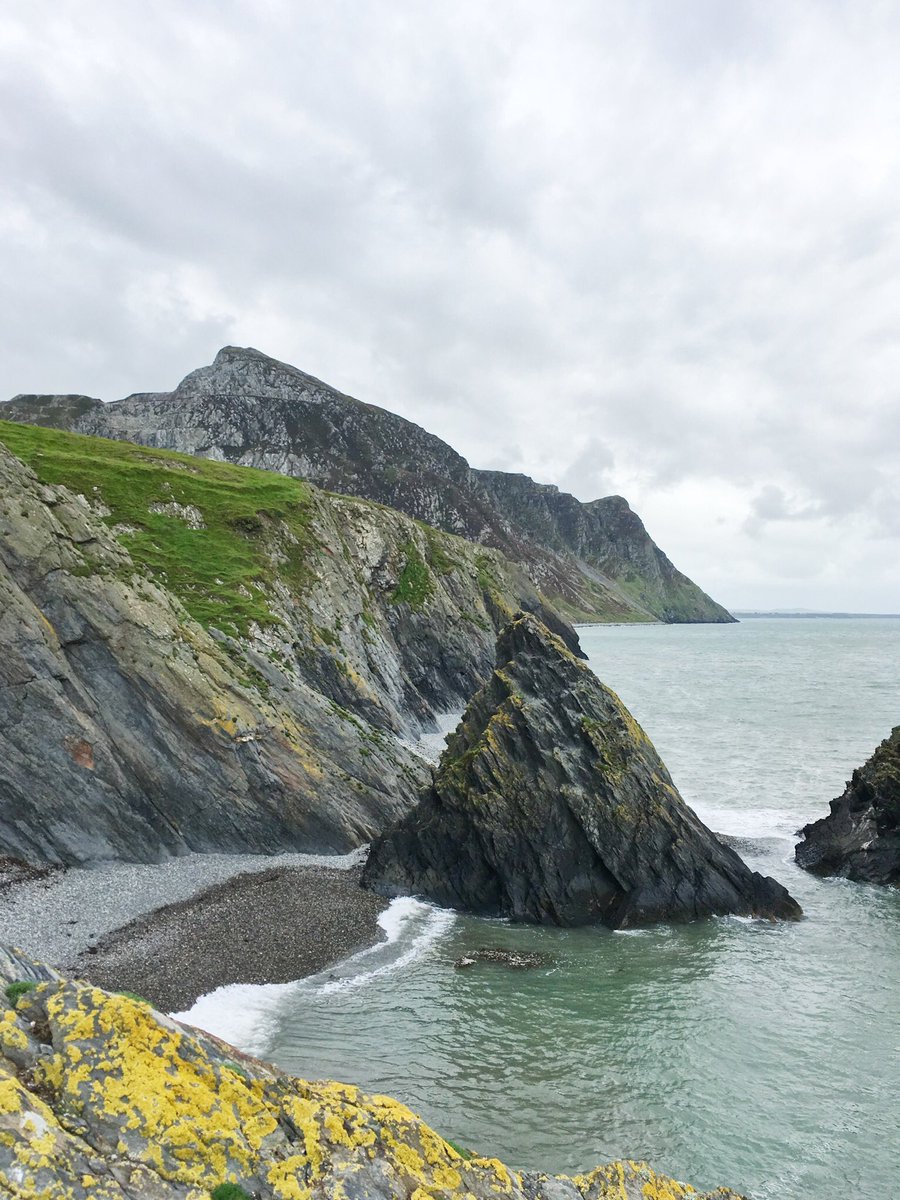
[795,727,900,884]
[365,614,802,927]
[0,424,577,865]
[0,945,746,1198]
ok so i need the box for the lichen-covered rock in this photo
[1,345,734,625]
[365,614,801,927]
[0,946,746,1199]
[795,727,900,884]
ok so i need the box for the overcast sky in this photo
[3,1,899,611]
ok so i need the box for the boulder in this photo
[795,727,900,883]
[364,614,801,927]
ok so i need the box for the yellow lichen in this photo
[0,1010,29,1053]
[0,962,741,1200]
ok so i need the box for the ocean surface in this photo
[184,617,900,1199]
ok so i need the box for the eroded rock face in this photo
[0,430,579,865]
[1,345,735,624]
[795,727,900,884]
[365,614,802,927]
[0,945,746,1199]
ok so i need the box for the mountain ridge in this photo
[3,345,734,625]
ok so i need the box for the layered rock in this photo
[0,423,576,865]
[0,945,746,1198]
[795,727,900,884]
[365,614,801,927]
[1,345,735,624]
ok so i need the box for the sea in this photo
[181,616,900,1200]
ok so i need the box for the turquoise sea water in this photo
[257,618,900,1198]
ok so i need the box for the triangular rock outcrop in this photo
[364,614,801,927]
[795,726,900,884]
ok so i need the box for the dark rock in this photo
[1,345,734,625]
[364,613,801,927]
[453,947,549,969]
[795,727,900,884]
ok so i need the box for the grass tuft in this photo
[390,541,434,609]
[4,981,36,1008]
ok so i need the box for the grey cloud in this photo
[2,0,899,609]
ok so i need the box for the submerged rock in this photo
[0,944,746,1198]
[453,947,549,969]
[795,727,900,884]
[364,614,801,927]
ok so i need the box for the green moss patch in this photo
[4,981,36,1008]
[390,541,434,609]
[0,420,318,638]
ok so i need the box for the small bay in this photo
[262,617,900,1199]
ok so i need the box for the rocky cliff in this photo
[795,727,900,884]
[0,421,576,866]
[365,614,801,927]
[2,346,734,625]
[0,945,746,1199]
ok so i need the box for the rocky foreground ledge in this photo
[0,946,745,1199]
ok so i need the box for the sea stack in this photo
[795,727,900,884]
[364,613,801,927]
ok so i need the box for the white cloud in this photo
[1,0,899,609]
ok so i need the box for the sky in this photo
[2,1,899,612]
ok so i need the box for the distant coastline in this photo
[733,610,900,619]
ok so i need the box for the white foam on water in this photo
[302,896,456,996]
[692,803,798,843]
[170,896,455,1052]
[172,979,300,1057]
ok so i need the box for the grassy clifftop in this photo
[0,420,317,638]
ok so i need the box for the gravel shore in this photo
[0,849,388,1011]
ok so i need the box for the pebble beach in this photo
[0,849,388,1012]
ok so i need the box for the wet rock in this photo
[795,727,900,883]
[365,614,802,928]
[453,947,549,969]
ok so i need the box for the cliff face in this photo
[0,945,746,1199]
[795,728,900,884]
[365,614,801,927]
[0,421,575,866]
[2,346,734,624]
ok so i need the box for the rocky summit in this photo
[1,345,734,625]
[795,726,900,884]
[365,613,801,927]
[0,945,746,1199]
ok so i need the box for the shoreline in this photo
[0,850,388,1012]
